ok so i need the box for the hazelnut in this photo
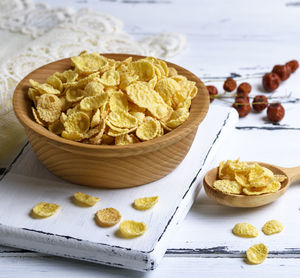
[262,73,281,92]
[233,97,251,117]
[206,85,218,102]
[272,65,291,81]
[286,60,299,73]
[237,82,252,96]
[223,78,237,92]
[267,103,285,122]
[252,95,268,112]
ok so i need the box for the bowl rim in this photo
[13,53,209,153]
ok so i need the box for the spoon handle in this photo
[281,166,300,182]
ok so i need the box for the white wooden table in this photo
[1,0,300,276]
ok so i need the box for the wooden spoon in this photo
[203,162,300,208]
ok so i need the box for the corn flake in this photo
[90,109,101,128]
[66,88,85,103]
[48,119,64,135]
[232,223,258,238]
[136,117,160,141]
[100,70,120,86]
[30,79,61,95]
[84,80,104,96]
[126,82,170,119]
[80,92,108,111]
[64,111,90,134]
[32,202,60,218]
[115,134,139,145]
[73,192,99,207]
[274,175,287,183]
[32,107,46,126]
[95,208,121,227]
[71,52,108,74]
[119,220,147,238]
[37,94,62,123]
[246,243,268,265]
[109,91,128,113]
[262,220,284,235]
[133,196,159,210]
[107,111,138,129]
[213,180,242,194]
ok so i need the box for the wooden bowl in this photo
[13,54,209,188]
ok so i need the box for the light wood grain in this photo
[13,54,209,188]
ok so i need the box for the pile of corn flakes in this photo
[28,52,198,145]
[213,159,286,195]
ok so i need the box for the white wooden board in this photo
[0,105,238,271]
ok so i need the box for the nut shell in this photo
[252,95,268,112]
[286,60,299,73]
[272,65,291,81]
[233,97,251,117]
[223,78,237,92]
[206,85,218,102]
[237,82,252,96]
[267,103,285,122]
[262,73,281,92]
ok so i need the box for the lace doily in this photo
[0,0,186,166]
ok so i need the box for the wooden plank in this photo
[0,256,298,277]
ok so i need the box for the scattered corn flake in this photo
[246,243,268,265]
[133,196,159,210]
[119,220,147,238]
[232,223,258,238]
[32,202,60,218]
[73,192,99,207]
[262,220,284,235]
[95,208,121,227]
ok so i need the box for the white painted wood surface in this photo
[0,106,237,271]
[1,0,300,276]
